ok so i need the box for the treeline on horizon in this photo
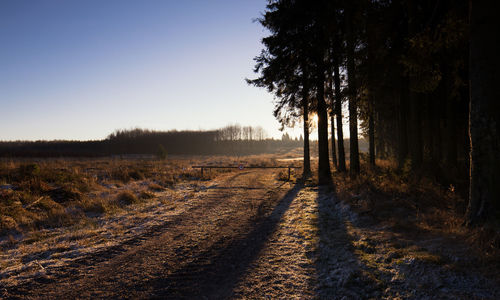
[250,0,499,225]
[0,125,302,157]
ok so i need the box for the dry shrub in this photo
[333,159,466,235]
[48,186,82,203]
[80,197,112,215]
[467,226,500,255]
[0,215,18,234]
[140,191,155,199]
[148,183,164,191]
[111,168,132,183]
[276,170,289,181]
[128,168,144,180]
[116,191,139,205]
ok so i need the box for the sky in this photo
[0,0,313,141]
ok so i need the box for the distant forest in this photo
[0,125,302,157]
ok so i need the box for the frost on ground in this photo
[1,170,499,299]
[233,184,499,299]
[0,177,222,293]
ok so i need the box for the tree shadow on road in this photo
[313,185,381,299]
[146,183,304,299]
[314,185,500,299]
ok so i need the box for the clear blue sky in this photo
[0,0,303,141]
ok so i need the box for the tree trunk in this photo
[444,65,458,168]
[317,71,332,185]
[407,0,423,171]
[429,92,442,166]
[346,5,360,176]
[398,78,409,169]
[408,91,423,169]
[333,57,347,172]
[466,0,500,225]
[368,101,376,166]
[331,113,338,169]
[302,80,312,178]
[328,74,338,169]
[367,2,376,168]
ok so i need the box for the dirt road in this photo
[3,169,500,299]
[5,170,300,298]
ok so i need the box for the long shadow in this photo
[314,186,380,299]
[314,186,500,299]
[146,183,304,299]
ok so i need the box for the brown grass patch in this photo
[148,183,165,191]
[116,191,139,205]
[331,159,499,260]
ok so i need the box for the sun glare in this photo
[311,114,318,124]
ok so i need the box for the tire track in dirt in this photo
[7,170,295,299]
[3,171,254,297]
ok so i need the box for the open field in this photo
[0,154,291,236]
[1,154,499,299]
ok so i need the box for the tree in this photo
[466,0,500,225]
[249,0,332,182]
[345,0,360,176]
[332,50,347,172]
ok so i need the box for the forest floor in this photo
[1,163,500,299]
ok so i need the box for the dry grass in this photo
[0,154,295,238]
[116,191,139,205]
[0,157,199,236]
[331,159,500,260]
[332,159,463,232]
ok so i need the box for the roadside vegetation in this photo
[331,159,500,271]
[0,154,295,239]
[0,159,186,236]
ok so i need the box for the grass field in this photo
[0,154,293,237]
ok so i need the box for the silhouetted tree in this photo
[466,0,500,225]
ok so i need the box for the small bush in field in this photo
[18,163,40,179]
[140,191,155,199]
[116,191,139,205]
[277,170,289,181]
[157,144,168,160]
[148,183,164,191]
[49,186,82,203]
[0,215,18,234]
[111,168,131,183]
[128,169,144,180]
[82,199,108,214]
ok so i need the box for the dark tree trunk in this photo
[446,97,458,167]
[317,71,332,185]
[404,0,423,171]
[429,92,442,166]
[331,113,338,169]
[408,91,423,169]
[346,6,360,176]
[328,74,338,169]
[333,57,347,172]
[398,82,409,169]
[466,0,500,225]
[302,80,312,178]
[444,65,458,168]
[368,101,376,166]
[366,2,376,168]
